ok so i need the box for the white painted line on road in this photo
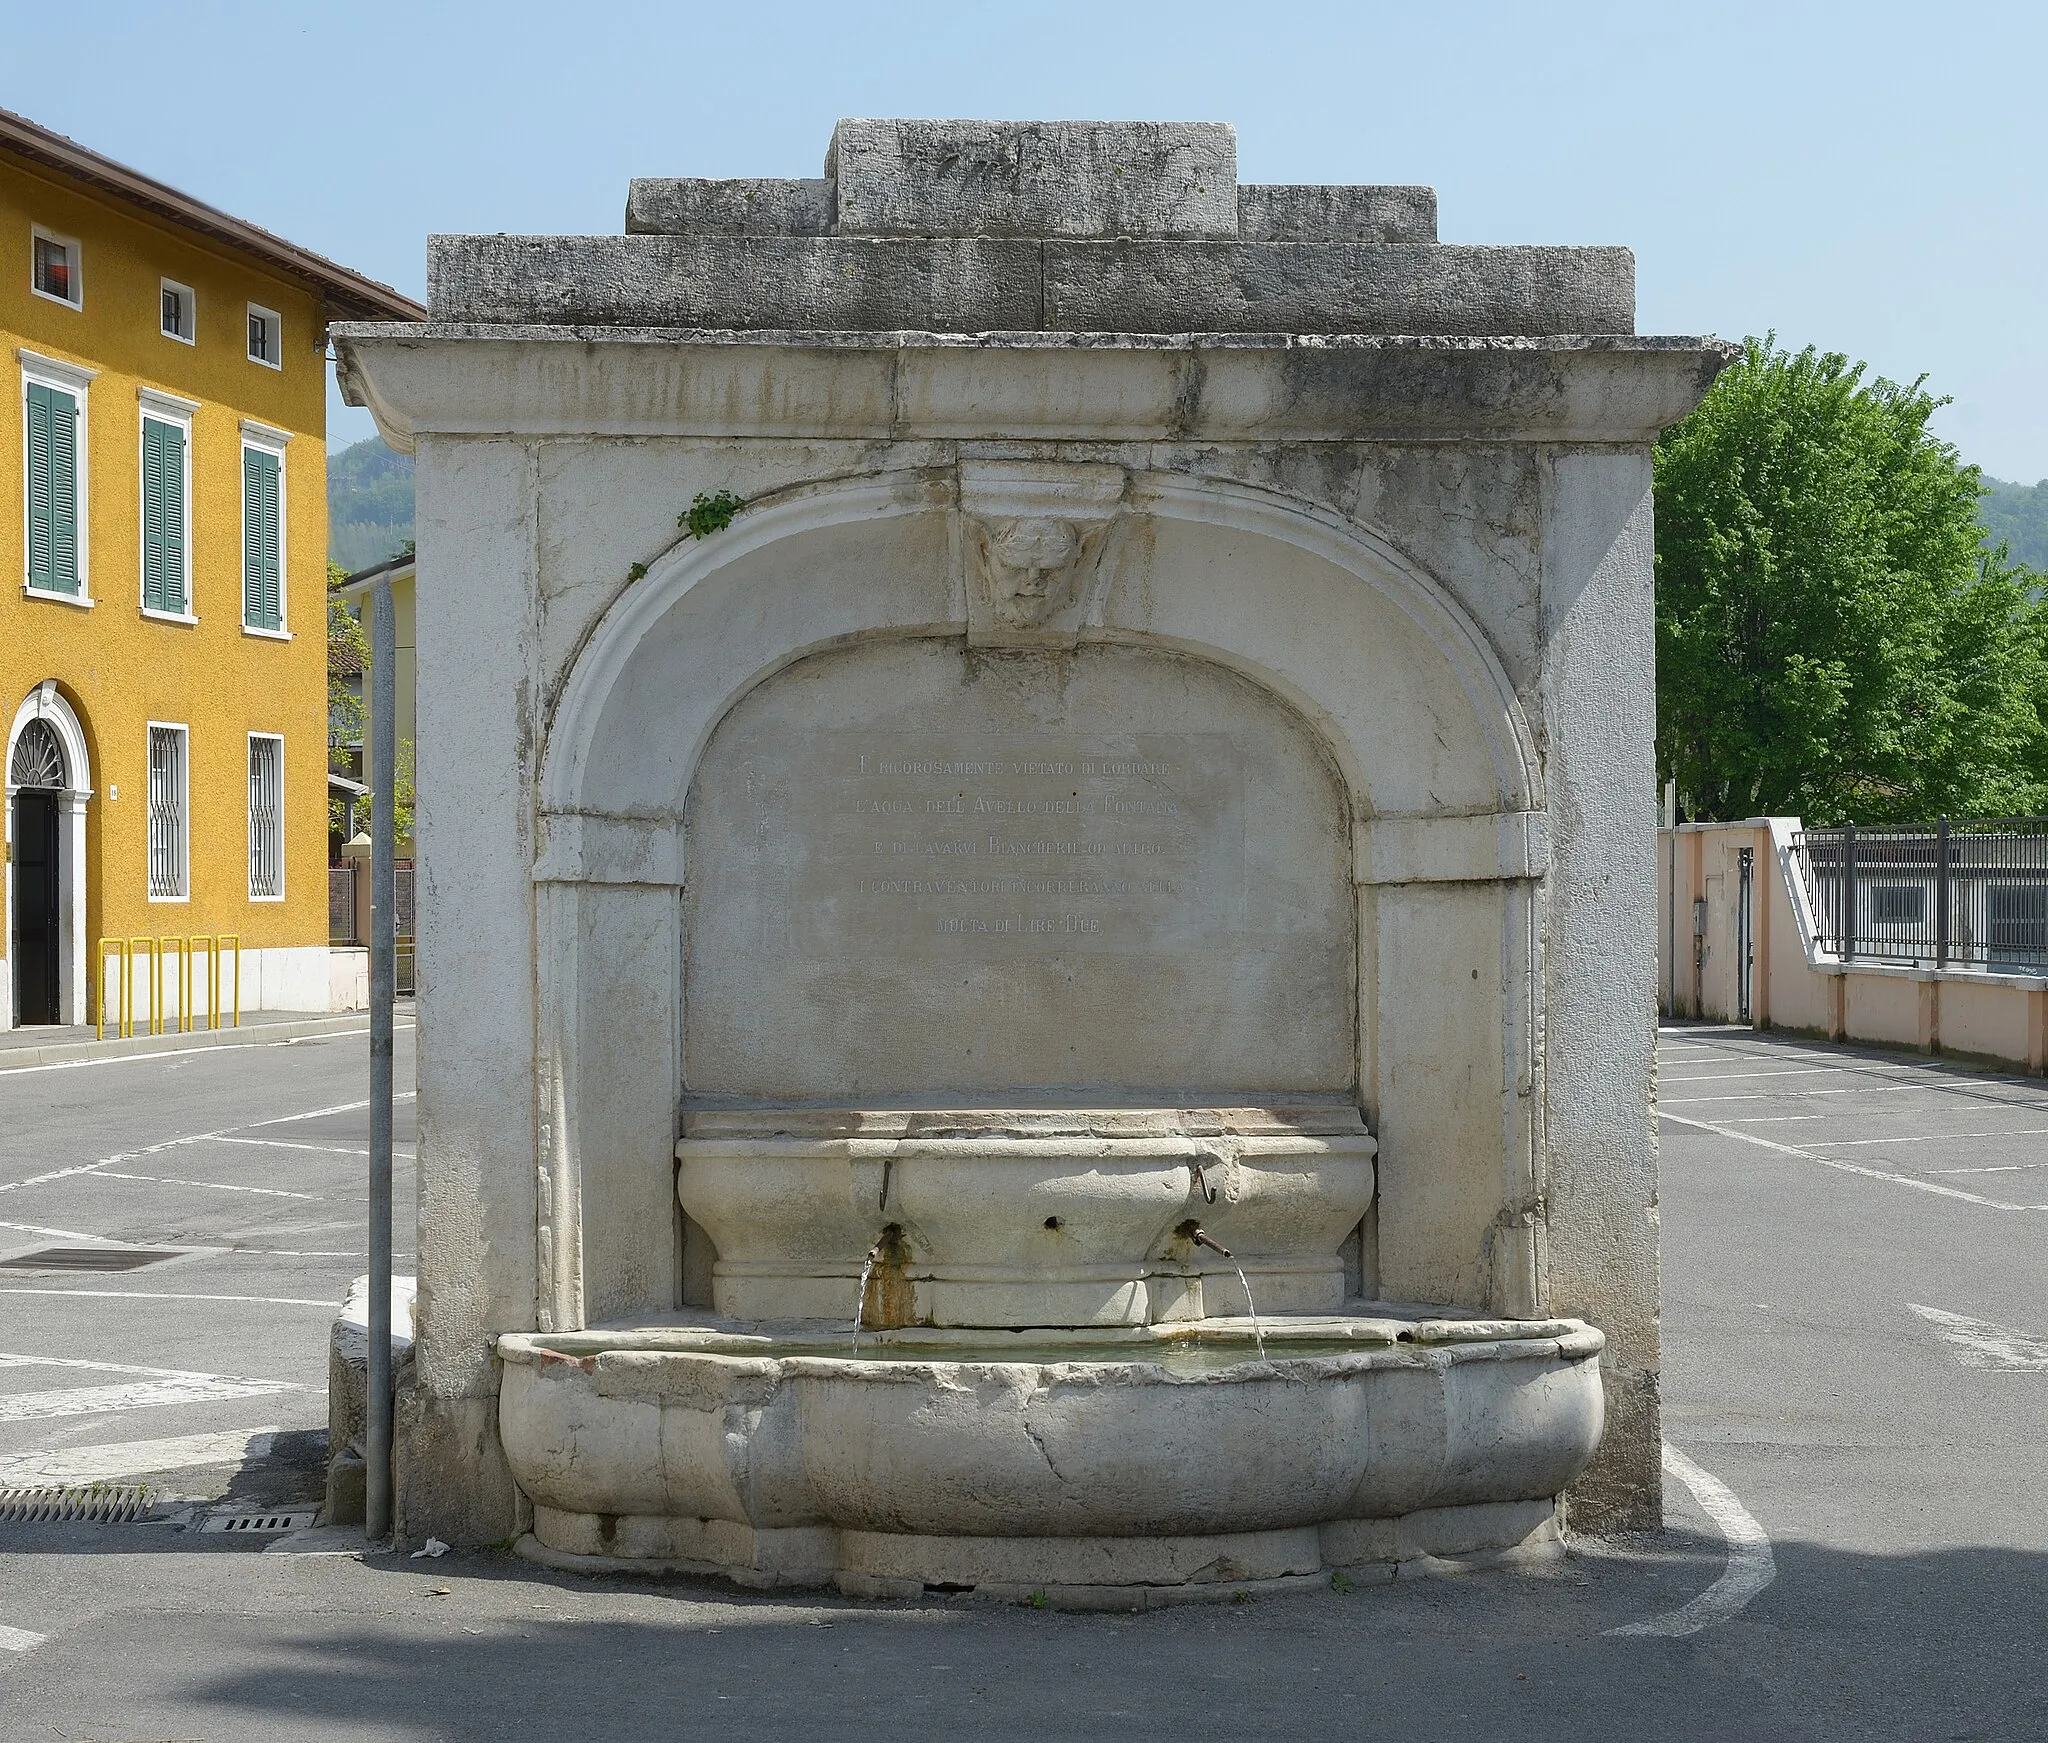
[1658,1110,2048,1211]
[0,1287,337,1306]
[0,1218,112,1242]
[0,1375,294,1422]
[1717,1115,1823,1124]
[90,1171,323,1200]
[212,1136,416,1159]
[1662,1086,1923,1103]
[242,1091,416,1129]
[0,1021,414,1077]
[1607,1443,1775,1639]
[1833,1127,2048,1149]
[0,1427,277,1486]
[1907,1304,2048,1371]
[0,1350,252,1378]
[1657,1065,1916,1083]
[0,1622,46,1653]
[1927,1163,2048,1175]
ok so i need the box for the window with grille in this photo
[147,725,188,899]
[248,735,283,899]
[1867,884,1927,926]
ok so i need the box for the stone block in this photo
[428,234,1632,337]
[625,177,833,236]
[1041,242,1635,337]
[828,118,1238,238]
[1237,184,1436,243]
[426,233,1046,331]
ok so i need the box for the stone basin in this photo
[498,1311,1605,1603]
[677,1106,1377,1326]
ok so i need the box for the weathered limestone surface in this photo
[335,117,1731,1560]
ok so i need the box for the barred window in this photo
[147,725,188,899]
[248,735,283,899]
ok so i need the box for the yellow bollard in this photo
[129,937,161,1036]
[96,939,128,1040]
[160,938,188,1035]
[217,933,241,1027]
[188,935,215,1030]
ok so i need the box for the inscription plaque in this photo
[801,733,1244,956]
[685,639,1354,1100]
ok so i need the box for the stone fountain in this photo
[334,119,1730,1601]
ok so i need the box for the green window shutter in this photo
[142,417,185,613]
[26,382,80,596]
[243,446,281,629]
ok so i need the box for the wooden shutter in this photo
[243,447,281,629]
[143,417,186,613]
[26,382,80,596]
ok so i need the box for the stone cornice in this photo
[333,325,1736,450]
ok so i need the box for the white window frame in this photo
[145,721,190,903]
[29,224,83,310]
[159,278,196,345]
[18,347,96,607]
[247,732,285,902]
[240,419,292,639]
[245,302,281,369]
[137,386,198,624]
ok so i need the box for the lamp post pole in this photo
[366,576,396,1542]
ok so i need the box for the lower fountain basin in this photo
[497,1312,1605,1602]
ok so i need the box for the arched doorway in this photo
[7,685,91,1028]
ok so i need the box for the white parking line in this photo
[1833,1127,2048,1149]
[0,1351,298,1422]
[0,1021,412,1078]
[89,1172,322,1201]
[1908,1304,2048,1371]
[1664,1086,1927,1104]
[0,1623,46,1653]
[1657,1110,2048,1211]
[0,1288,337,1307]
[0,1427,277,1486]
[0,1218,110,1242]
[1607,1443,1775,1638]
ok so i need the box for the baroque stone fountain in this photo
[333,118,1729,1602]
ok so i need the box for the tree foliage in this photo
[1655,338,2048,825]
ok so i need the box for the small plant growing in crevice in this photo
[1329,1570,1352,1594]
[625,561,647,582]
[1027,1589,1049,1609]
[679,490,747,539]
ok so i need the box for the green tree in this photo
[1655,337,2048,824]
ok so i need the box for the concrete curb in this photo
[0,1013,373,1071]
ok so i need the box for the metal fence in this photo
[1790,819,2048,974]
[330,864,414,994]
[328,866,356,944]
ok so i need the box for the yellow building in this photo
[1,107,421,1031]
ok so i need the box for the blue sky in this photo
[9,0,2044,480]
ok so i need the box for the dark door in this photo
[12,791,60,1025]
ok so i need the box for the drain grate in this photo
[0,1246,182,1272]
[0,1484,153,1523]
[200,1507,317,1534]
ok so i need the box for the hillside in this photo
[328,437,415,573]
[1980,475,2048,571]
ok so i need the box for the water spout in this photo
[852,1237,883,1353]
[1233,1267,1268,1362]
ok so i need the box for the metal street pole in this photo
[366,576,396,1542]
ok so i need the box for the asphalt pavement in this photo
[0,1021,2043,1741]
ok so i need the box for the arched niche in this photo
[531,469,1545,1329]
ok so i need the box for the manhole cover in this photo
[0,1246,182,1272]
[0,1484,153,1523]
[200,1508,318,1535]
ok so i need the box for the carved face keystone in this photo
[988,517,1083,622]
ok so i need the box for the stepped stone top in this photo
[425,119,1636,338]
